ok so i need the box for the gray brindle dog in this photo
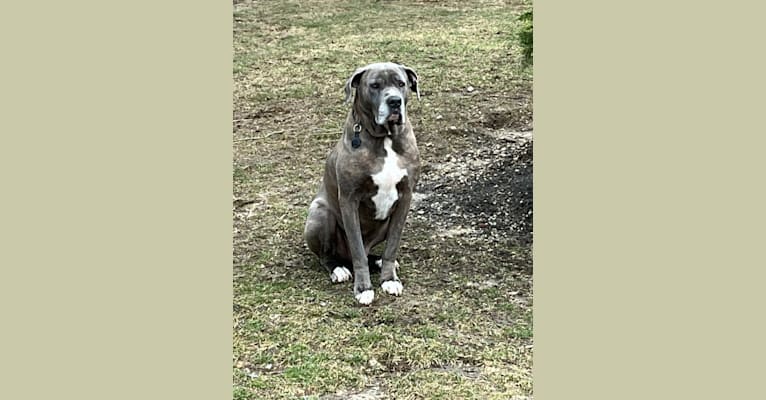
[304,62,421,305]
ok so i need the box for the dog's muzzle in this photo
[376,94,405,125]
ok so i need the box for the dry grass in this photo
[233,1,533,398]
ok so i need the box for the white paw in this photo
[355,290,375,305]
[331,267,351,283]
[381,280,403,296]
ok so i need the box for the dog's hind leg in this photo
[305,198,352,283]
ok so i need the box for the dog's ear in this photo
[402,65,420,100]
[344,67,367,104]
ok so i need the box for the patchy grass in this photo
[234,0,533,399]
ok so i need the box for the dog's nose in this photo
[386,96,402,108]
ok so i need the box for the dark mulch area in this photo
[412,132,533,248]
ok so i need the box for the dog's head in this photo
[344,62,420,128]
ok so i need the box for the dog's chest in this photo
[370,138,408,220]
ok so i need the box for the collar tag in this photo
[351,124,362,148]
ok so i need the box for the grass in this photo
[234,0,533,399]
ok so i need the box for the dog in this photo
[304,62,421,305]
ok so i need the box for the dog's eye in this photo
[398,81,406,87]
[370,83,380,89]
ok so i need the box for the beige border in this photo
[0,2,231,399]
[4,0,766,398]
[536,1,766,399]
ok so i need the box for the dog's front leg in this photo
[339,195,375,305]
[380,183,412,297]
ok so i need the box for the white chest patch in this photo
[370,138,408,220]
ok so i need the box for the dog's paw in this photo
[355,290,375,305]
[331,267,352,283]
[381,280,403,296]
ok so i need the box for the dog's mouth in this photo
[387,109,402,124]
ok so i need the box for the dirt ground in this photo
[233,1,532,399]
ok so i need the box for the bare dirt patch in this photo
[414,130,533,247]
